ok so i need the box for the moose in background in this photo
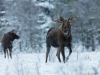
[46,16,79,63]
[1,29,19,58]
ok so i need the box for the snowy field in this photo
[0,51,100,75]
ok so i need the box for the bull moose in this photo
[46,16,79,63]
[1,29,19,58]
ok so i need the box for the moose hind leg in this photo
[46,47,51,63]
[9,48,12,58]
[6,49,9,58]
[4,49,6,58]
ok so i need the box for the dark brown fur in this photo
[46,16,77,63]
[1,30,19,58]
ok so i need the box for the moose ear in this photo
[10,29,15,33]
[60,16,64,21]
[68,16,73,22]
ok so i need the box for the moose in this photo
[1,29,19,58]
[46,16,79,63]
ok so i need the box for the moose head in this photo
[52,16,79,37]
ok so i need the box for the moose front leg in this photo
[56,48,61,62]
[56,46,64,62]
[66,44,72,61]
[61,47,65,63]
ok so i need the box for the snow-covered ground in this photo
[0,51,100,75]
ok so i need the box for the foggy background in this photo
[0,0,100,52]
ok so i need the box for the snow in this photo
[0,49,100,75]
[35,1,54,9]
[0,11,6,14]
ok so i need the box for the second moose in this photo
[1,30,19,58]
[46,16,79,63]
